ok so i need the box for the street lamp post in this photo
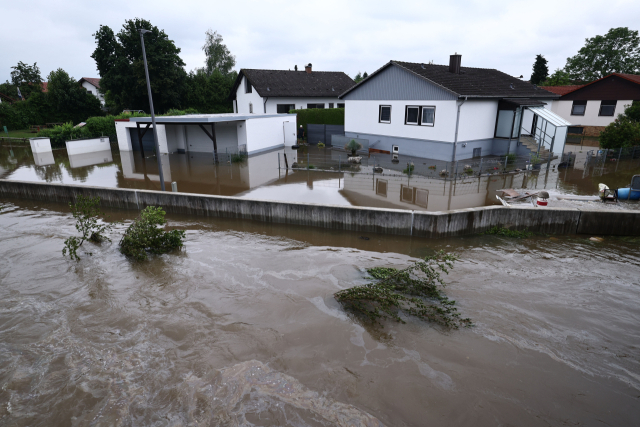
[139,28,165,191]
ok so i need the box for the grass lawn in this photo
[1,129,39,138]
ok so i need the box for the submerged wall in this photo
[1,180,638,237]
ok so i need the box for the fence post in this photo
[504,156,508,171]
[616,147,622,172]
[479,157,483,175]
[278,152,281,171]
[339,156,341,172]
[307,152,310,168]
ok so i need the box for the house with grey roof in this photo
[230,64,354,114]
[339,54,571,162]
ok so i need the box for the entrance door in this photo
[283,121,296,146]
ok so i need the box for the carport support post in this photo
[136,122,145,158]
[211,123,218,163]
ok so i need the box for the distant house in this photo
[79,77,105,105]
[230,64,354,114]
[541,74,640,136]
[338,55,570,161]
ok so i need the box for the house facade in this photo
[230,64,353,114]
[541,74,640,136]
[79,78,105,105]
[339,56,569,162]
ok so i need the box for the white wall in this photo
[29,137,52,153]
[115,121,168,153]
[81,81,105,105]
[235,75,264,114]
[68,150,113,168]
[550,100,633,127]
[244,116,289,153]
[65,137,110,155]
[345,100,458,142]
[457,100,499,142]
[264,97,343,114]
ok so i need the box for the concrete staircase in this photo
[519,135,556,161]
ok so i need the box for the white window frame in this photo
[379,105,391,123]
[420,106,436,127]
[405,106,420,125]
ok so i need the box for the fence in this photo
[579,145,640,178]
[279,148,558,181]
[306,124,344,146]
[330,135,370,152]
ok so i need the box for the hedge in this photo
[289,108,344,134]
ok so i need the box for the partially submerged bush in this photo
[334,251,471,328]
[344,139,362,155]
[63,195,113,261]
[483,226,533,238]
[119,206,185,261]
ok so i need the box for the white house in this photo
[339,55,571,162]
[231,64,354,114]
[79,78,105,105]
[541,73,640,137]
[115,113,297,157]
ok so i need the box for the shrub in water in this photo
[482,226,533,238]
[334,251,472,328]
[63,195,113,261]
[119,206,185,261]
[344,139,362,155]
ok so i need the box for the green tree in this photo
[599,101,640,149]
[201,29,236,76]
[91,18,187,113]
[362,71,368,79]
[540,68,572,86]
[530,54,549,85]
[47,69,103,124]
[565,27,640,81]
[354,72,363,83]
[10,61,43,99]
[183,69,235,113]
[0,81,19,100]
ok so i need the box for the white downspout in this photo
[451,96,467,162]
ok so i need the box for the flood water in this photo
[1,199,639,426]
[2,144,639,212]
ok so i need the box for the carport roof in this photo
[130,113,293,124]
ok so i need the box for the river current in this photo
[0,199,639,426]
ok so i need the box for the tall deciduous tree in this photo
[201,29,236,76]
[47,69,103,123]
[91,19,187,113]
[565,27,640,81]
[540,68,572,86]
[530,54,549,85]
[10,61,43,99]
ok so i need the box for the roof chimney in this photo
[449,53,461,74]
[305,63,312,74]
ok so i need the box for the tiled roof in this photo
[341,60,560,99]
[80,77,101,89]
[611,73,640,85]
[233,69,354,98]
[538,85,584,96]
[41,82,48,93]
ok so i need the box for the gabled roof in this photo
[340,60,559,99]
[539,85,584,96]
[231,69,354,99]
[79,77,101,89]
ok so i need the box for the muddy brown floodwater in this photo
[1,198,639,426]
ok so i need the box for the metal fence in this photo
[278,147,566,181]
[306,124,344,146]
[330,135,370,152]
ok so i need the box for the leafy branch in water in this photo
[482,226,533,238]
[334,251,472,328]
[119,206,185,261]
[62,196,114,261]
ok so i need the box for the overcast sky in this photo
[1,0,639,84]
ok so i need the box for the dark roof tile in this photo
[233,69,354,98]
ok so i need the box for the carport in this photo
[115,113,298,159]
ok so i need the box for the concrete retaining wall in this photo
[1,179,638,237]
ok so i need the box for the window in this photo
[568,126,584,134]
[244,77,252,94]
[599,100,617,116]
[307,103,325,109]
[405,106,419,125]
[337,103,345,108]
[571,100,586,116]
[277,104,295,114]
[329,103,334,108]
[249,103,253,114]
[421,107,435,126]
[405,106,435,126]
[376,179,388,197]
[379,105,391,123]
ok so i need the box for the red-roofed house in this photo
[541,74,640,136]
[79,77,105,105]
